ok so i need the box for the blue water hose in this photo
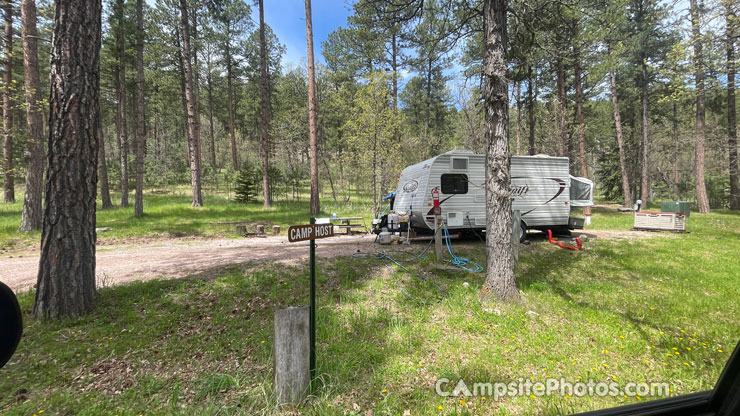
[442,223,484,273]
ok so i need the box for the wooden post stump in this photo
[272,225,281,234]
[274,306,310,405]
[236,225,247,234]
[256,224,265,234]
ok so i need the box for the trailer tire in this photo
[519,221,527,243]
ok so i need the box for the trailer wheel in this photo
[519,221,527,243]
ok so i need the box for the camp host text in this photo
[435,377,671,400]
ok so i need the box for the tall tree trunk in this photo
[34,0,101,319]
[116,0,129,207]
[691,0,710,213]
[225,22,237,171]
[207,63,216,167]
[728,2,739,210]
[19,0,45,230]
[3,0,14,204]
[481,0,517,302]
[98,122,112,209]
[191,8,202,177]
[154,113,160,161]
[573,42,590,219]
[258,0,272,208]
[672,102,680,196]
[322,157,337,205]
[424,57,432,155]
[527,66,535,156]
[556,57,569,157]
[609,70,632,208]
[372,127,377,216]
[515,81,521,155]
[640,61,650,204]
[391,29,399,146]
[179,0,202,207]
[134,0,145,217]
[305,0,320,216]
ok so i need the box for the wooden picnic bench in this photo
[330,216,367,235]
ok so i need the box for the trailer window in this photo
[451,157,468,170]
[441,174,468,194]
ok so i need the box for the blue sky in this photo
[250,0,354,69]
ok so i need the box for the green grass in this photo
[0,188,375,249]
[1,206,738,415]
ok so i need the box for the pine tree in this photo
[235,165,258,204]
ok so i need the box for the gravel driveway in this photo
[0,234,377,293]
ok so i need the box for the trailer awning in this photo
[569,176,594,207]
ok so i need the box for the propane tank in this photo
[378,231,392,245]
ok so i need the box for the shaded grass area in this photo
[1,209,739,415]
[0,189,374,249]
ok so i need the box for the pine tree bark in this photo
[305,0,320,216]
[18,0,45,230]
[515,81,521,155]
[424,57,432,156]
[34,0,101,319]
[98,122,112,209]
[609,70,632,208]
[527,66,535,156]
[556,57,569,157]
[225,21,238,171]
[258,0,272,208]
[3,0,14,204]
[391,30,399,146]
[672,102,680,196]
[206,61,216,167]
[640,60,650,204]
[190,8,202,176]
[727,2,739,210]
[481,0,517,302]
[134,0,145,217]
[116,0,129,207]
[573,42,590,218]
[691,0,710,213]
[179,0,202,207]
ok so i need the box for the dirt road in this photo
[0,228,669,293]
[0,234,377,293]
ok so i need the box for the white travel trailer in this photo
[384,150,594,241]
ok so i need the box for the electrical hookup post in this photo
[284,219,335,386]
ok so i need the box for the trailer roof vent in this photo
[451,157,468,171]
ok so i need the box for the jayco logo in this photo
[511,185,529,197]
[402,180,419,193]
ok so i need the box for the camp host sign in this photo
[286,218,337,381]
[287,223,334,242]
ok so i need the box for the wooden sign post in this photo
[287,218,335,380]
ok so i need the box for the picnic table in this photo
[330,216,367,235]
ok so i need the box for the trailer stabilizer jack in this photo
[547,229,582,251]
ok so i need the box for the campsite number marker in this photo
[287,218,335,380]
